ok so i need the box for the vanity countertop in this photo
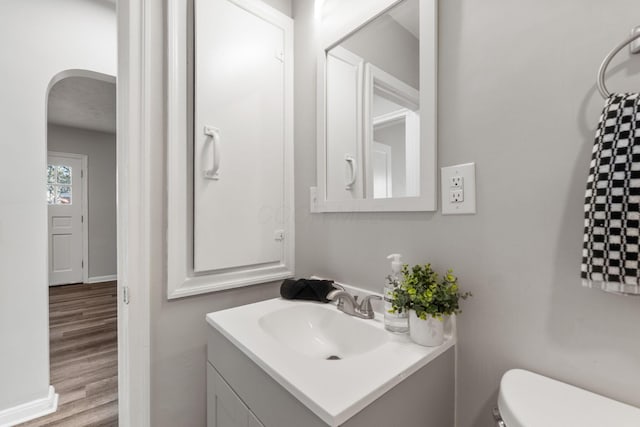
[206,298,455,426]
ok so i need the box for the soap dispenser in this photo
[384,254,408,333]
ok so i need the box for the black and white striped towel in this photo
[582,93,640,295]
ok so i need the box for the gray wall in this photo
[48,124,117,280]
[293,1,640,427]
[149,0,290,425]
[341,13,419,89]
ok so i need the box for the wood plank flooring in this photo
[19,282,118,427]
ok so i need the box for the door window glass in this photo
[47,165,73,205]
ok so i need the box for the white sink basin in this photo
[258,304,388,360]
[206,298,455,426]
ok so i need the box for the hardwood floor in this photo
[20,282,118,427]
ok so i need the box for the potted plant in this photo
[391,264,471,347]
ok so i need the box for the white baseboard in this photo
[85,274,117,284]
[0,386,58,427]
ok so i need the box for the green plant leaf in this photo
[389,263,472,317]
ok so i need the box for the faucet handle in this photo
[331,283,346,309]
[331,283,345,291]
[358,295,382,318]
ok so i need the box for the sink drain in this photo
[326,355,341,360]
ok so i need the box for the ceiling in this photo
[389,0,420,39]
[48,76,116,134]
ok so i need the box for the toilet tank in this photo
[496,369,640,427]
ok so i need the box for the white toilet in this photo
[493,369,640,426]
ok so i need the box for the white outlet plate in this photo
[441,163,476,215]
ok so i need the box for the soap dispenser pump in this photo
[384,254,408,333]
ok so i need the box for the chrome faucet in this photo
[326,289,382,319]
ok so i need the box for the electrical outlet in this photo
[450,189,464,203]
[441,163,476,215]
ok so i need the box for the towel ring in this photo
[597,29,640,99]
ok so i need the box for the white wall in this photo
[48,124,117,280]
[293,0,640,426]
[265,0,291,17]
[0,0,116,412]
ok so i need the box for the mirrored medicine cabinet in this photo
[315,0,437,212]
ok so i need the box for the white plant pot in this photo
[409,310,444,347]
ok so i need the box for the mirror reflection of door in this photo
[372,142,392,198]
[325,0,421,201]
[47,152,85,285]
[325,46,364,200]
[372,88,420,199]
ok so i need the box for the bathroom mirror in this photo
[316,0,437,212]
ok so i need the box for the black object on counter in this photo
[280,278,337,303]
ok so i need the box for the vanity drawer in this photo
[208,328,328,427]
[208,363,264,427]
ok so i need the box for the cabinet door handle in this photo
[345,154,357,190]
[203,126,221,180]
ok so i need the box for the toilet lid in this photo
[498,369,640,427]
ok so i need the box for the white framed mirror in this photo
[316,0,437,212]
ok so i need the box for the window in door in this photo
[47,164,73,205]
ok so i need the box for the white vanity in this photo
[206,298,455,427]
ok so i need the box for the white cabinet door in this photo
[208,364,264,427]
[47,153,85,285]
[194,0,288,273]
[325,46,364,201]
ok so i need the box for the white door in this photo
[194,0,288,273]
[372,142,392,198]
[47,153,85,285]
[325,46,364,200]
